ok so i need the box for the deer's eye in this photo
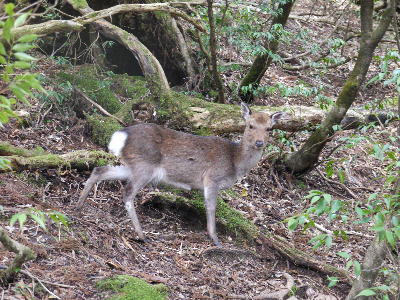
[249,124,254,129]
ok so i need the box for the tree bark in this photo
[284,0,395,174]
[207,0,225,103]
[345,235,388,300]
[238,0,296,103]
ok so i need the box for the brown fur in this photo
[77,104,284,246]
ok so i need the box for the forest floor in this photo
[0,0,399,299]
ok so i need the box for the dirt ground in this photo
[1,0,399,299]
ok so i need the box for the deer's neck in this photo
[234,143,263,178]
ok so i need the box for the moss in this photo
[109,74,148,99]
[69,0,89,9]
[97,275,168,300]
[193,127,213,136]
[86,114,123,147]
[156,189,258,243]
[57,66,122,114]
[0,142,46,157]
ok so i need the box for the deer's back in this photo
[119,124,239,188]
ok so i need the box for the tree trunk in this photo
[345,235,388,300]
[66,0,170,95]
[238,0,296,103]
[207,0,225,103]
[284,0,395,174]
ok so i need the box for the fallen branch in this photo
[0,227,36,285]
[74,88,127,126]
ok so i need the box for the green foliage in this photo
[0,3,44,126]
[286,130,399,295]
[97,275,168,300]
[0,4,44,170]
[10,208,69,232]
[241,82,334,110]
[368,50,400,93]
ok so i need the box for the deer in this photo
[77,103,284,246]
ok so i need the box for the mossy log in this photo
[0,142,47,157]
[0,227,36,285]
[1,150,116,172]
[148,190,258,243]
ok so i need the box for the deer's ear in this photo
[270,111,286,128]
[241,102,252,121]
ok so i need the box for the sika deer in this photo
[77,103,284,246]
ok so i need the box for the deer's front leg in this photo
[204,185,221,247]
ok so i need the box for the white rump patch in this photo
[108,131,128,156]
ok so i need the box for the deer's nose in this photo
[255,140,264,148]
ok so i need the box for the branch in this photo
[283,56,352,71]
[0,227,36,285]
[74,87,127,126]
[74,3,206,32]
[8,20,84,41]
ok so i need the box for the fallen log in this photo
[1,150,116,172]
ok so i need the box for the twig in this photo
[20,270,61,299]
[311,221,374,238]
[316,169,358,199]
[74,87,127,126]
[20,270,75,289]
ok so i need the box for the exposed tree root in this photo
[259,234,352,283]
[0,227,36,285]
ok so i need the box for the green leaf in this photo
[0,43,6,55]
[385,230,395,248]
[330,200,342,213]
[310,195,320,204]
[5,3,15,16]
[10,212,27,230]
[353,260,361,277]
[13,61,31,69]
[29,212,47,230]
[0,55,6,64]
[2,18,14,43]
[49,212,69,228]
[12,43,35,52]
[327,276,339,288]
[356,289,376,297]
[355,206,364,217]
[17,34,38,43]
[337,251,351,260]
[9,85,28,104]
[14,13,29,28]
[14,52,37,61]
[375,285,391,291]
[325,235,332,248]
[287,217,299,231]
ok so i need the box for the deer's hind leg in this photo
[122,165,156,241]
[77,165,131,208]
